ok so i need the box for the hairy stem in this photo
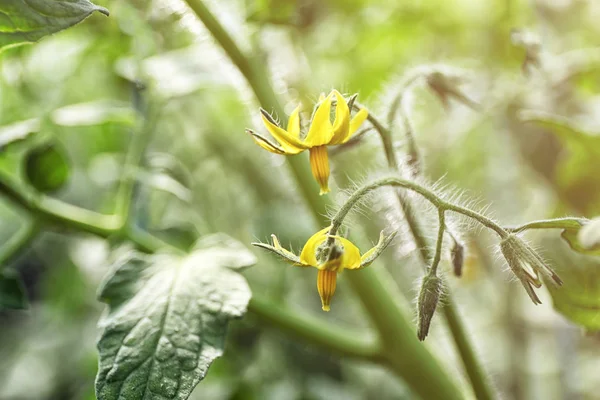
[331,175,508,239]
[430,209,446,275]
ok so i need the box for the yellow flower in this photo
[247,90,369,195]
[254,227,396,311]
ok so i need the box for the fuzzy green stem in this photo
[331,175,508,239]
[386,72,423,128]
[430,209,446,275]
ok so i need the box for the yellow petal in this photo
[246,129,286,154]
[317,269,337,311]
[287,105,301,137]
[345,108,369,143]
[299,227,330,266]
[330,236,361,270]
[308,146,330,195]
[329,90,351,145]
[304,94,333,147]
[260,109,307,154]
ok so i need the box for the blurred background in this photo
[1,0,600,399]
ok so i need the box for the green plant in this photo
[1,1,600,400]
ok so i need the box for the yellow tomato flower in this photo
[247,90,369,195]
[255,227,396,311]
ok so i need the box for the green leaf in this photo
[95,234,256,400]
[520,110,600,215]
[0,0,109,52]
[0,269,28,310]
[560,219,600,256]
[24,143,71,193]
[543,237,600,332]
[578,217,600,251]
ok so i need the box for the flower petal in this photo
[260,109,307,154]
[309,146,330,195]
[287,105,301,137]
[304,94,333,147]
[345,108,369,143]
[329,90,351,145]
[317,269,337,311]
[299,226,330,266]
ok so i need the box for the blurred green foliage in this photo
[1,0,600,399]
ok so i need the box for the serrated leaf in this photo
[0,0,109,52]
[0,269,28,310]
[95,234,256,400]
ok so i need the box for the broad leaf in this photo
[0,269,28,310]
[95,234,256,400]
[0,0,109,51]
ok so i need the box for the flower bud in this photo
[417,273,443,341]
[450,240,464,277]
[500,235,562,305]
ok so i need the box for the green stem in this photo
[186,2,465,399]
[430,209,446,275]
[331,175,507,239]
[115,86,156,223]
[443,296,493,399]
[249,295,381,361]
[0,173,121,237]
[0,221,40,267]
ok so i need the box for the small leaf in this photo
[0,0,109,52]
[578,217,600,251]
[0,269,28,310]
[561,220,600,256]
[24,143,71,193]
[95,234,256,400]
